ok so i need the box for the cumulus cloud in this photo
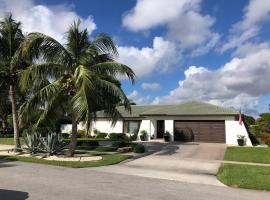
[153,48,270,114]
[118,36,180,78]
[0,0,97,43]
[141,82,160,91]
[219,0,270,53]
[128,90,151,105]
[122,0,219,53]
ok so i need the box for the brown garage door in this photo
[174,120,225,143]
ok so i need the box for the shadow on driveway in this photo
[0,189,29,200]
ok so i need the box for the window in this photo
[124,120,141,133]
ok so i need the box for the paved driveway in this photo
[1,159,269,200]
[95,142,226,186]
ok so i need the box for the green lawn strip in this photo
[224,147,270,164]
[0,154,131,168]
[0,137,25,145]
[76,146,118,152]
[217,163,270,191]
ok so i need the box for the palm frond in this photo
[91,62,135,83]
[92,33,118,57]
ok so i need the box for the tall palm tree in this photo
[19,21,135,156]
[0,15,26,150]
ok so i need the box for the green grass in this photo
[217,163,270,191]
[0,137,24,145]
[0,154,131,168]
[224,147,270,164]
[76,146,118,152]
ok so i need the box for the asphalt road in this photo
[0,160,269,200]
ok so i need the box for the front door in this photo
[157,120,165,138]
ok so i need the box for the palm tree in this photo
[0,15,27,150]
[19,21,135,156]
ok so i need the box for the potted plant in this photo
[164,131,170,142]
[140,130,148,141]
[237,134,246,146]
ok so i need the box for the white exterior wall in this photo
[60,120,123,135]
[164,120,174,141]
[225,121,252,146]
[61,122,86,133]
[138,120,155,141]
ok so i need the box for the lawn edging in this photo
[217,163,270,191]
[0,154,132,168]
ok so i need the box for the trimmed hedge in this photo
[132,143,145,153]
[112,141,129,148]
[109,133,128,140]
[95,132,108,139]
[76,139,99,147]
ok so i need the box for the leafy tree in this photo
[0,15,29,150]
[244,115,255,127]
[19,21,135,156]
[250,113,270,135]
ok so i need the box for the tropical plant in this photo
[0,87,11,131]
[40,133,67,156]
[140,130,148,141]
[0,15,29,151]
[23,132,41,155]
[19,20,135,156]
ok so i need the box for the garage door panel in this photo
[174,120,225,143]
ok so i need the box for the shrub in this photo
[112,141,129,148]
[95,132,108,139]
[0,133,13,138]
[130,133,138,141]
[40,133,68,156]
[258,133,270,146]
[23,132,41,155]
[140,130,147,141]
[132,143,145,153]
[109,133,128,140]
[77,130,86,138]
[61,133,70,139]
[76,139,99,147]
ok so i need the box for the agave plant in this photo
[23,132,41,155]
[40,133,67,156]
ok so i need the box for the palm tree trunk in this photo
[1,117,8,131]
[68,112,77,157]
[9,85,21,151]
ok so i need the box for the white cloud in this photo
[141,82,160,91]
[220,0,270,53]
[122,0,199,31]
[153,48,270,114]
[122,0,219,53]
[0,0,97,43]
[128,90,151,105]
[118,36,180,78]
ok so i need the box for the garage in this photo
[174,120,225,143]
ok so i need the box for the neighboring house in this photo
[61,101,252,145]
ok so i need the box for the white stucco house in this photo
[61,101,252,146]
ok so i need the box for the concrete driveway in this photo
[95,142,226,186]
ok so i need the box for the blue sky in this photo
[1,0,270,116]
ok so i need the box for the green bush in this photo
[95,132,108,139]
[0,133,13,138]
[140,130,148,141]
[109,133,128,140]
[23,132,41,155]
[112,141,129,148]
[76,139,99,147]
[258,133,270,146]
[132,143,145,153]
[61,133,70,139]
[77,130,86,138]
[40,133,68,156]
[130,133,138,141]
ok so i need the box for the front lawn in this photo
[224,147,270,164]
[0,154,131,168]
[0,137,24,145]
[217,163,270,191]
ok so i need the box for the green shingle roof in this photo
[97,101,238,118]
